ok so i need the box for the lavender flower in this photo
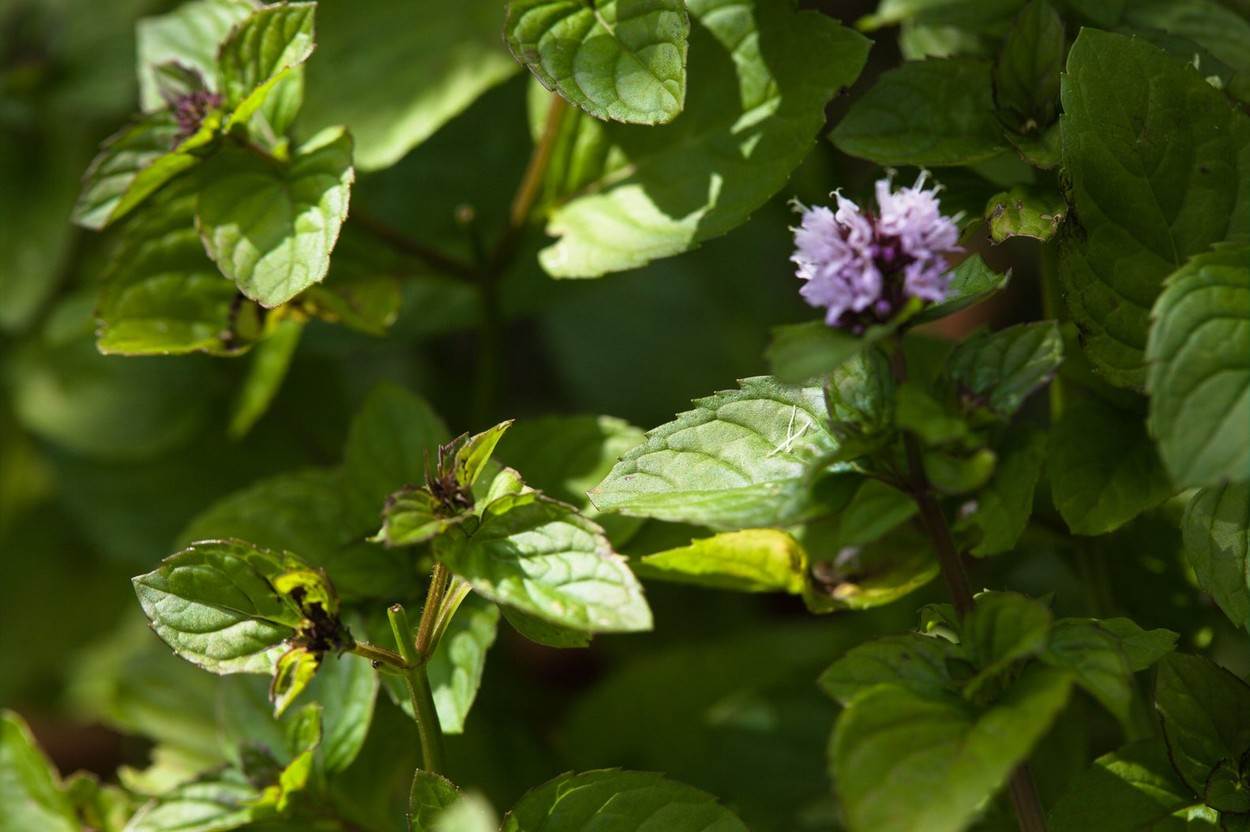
[791,172,961,332]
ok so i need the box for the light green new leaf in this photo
[992,0,1063,133]
[122,772,263,832]
[443,494,651,632]
[985,186,1066,243]
[639,529,807,594]
[1059,29,1250,388]
[912,255,1009,324]
[1183,484,1250,633]
[437,794,499,832]
[1048,397,1173,535]
[0,711,78,832]
[228,318,303,438]
[300,0,519,170]
[832,58,1005,166]
[374,488,469,548]
[819,634,956,707]
[1049,740,1215,832]
[411,770,460,832]
[831,665,1073,832]
[502,770,748,832]
[1146,247,1250,488]
[948,321,1063,417]
[454,421,514,489]
[955,427,1046,556]
[896,383,971,446]
[343,384,450,534]
[506,0,689,124]
[217,2,316,132]
[135,0,254,112]
[197,126,354,308]
[1155,654,1250,798]
[590,377,842,529]
[269,646,318,718]
[133,540,304,675]
[536,0,869,276]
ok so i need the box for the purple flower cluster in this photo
[791,173,961,332]
[172,90,223,143]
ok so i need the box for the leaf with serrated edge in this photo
[1183,484,1250,632]
[217,2,316,131]
[948,321,1063,417]
[135,0,254,112]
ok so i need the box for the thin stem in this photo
[415,563,452,658]
[500,95,568,261]
[350,641,408,670]
[352,211,476,281]
[387,603,445,773]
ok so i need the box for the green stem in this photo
[350,641,408,670]
[387,603,445,774]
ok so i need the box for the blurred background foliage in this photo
[1,1,1247,830]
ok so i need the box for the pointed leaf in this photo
[1155,654,1250,796]
[217,2,316,132]
[992,0,1064,133]
[819,634,957,707]
[639,529,807,594]
[948,321,1063,417]
[136,0,254,112]
[454,421,514,489]
[1183,484,1250,633]
[228,318,303,438]
[374,488,469,548]
[501,606,593,648]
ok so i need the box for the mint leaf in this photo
[1049,740,1213,832]
[453,420,514,489]
[427,595,499,734]
[197,126,354,308]
[228,318,303,438]
[1183,484,1250,633]
[501,606,594,648]
[819,633,956,706]
[216,2,316,133]
[0,711,78,832]
[590,377,842,529]
[1155,654,1250,797]
[269,646,318,718]
[506,0,689,124]
[948,321,1063,417]
[1146,247,1250,488]
[955,427,1046,557]
[985,185,1066,243]
[502,770,748,832]
[832,58,1005,166]
[411,770,460,832]
[1122,0,1250,103]
[825,479,917,548]
[896,383,972,446]
[135,0,253,112]
[830,664,1072,832]
[912,255,1009,324]
[442,493,651,632]
[1059,29,1250,388]
[993,0,1063,133]
[1048,397,1173,535]
[374,488,469,548]
[133,540,304,675]
[300,0,519,170]
[535,0,869,276]
[804,527,939,612]
[639,529,807,594]
[962,591,1051,682]
[765,321,866,385]
[123,772,263,832]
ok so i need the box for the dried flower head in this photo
[791,172,961,333]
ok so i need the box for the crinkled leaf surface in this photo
[1183,484,1250,633]
[216,1,316,131]
[985,185,1066,243]
[135,0,253,111]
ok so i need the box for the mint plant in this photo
[1,0,1249,831]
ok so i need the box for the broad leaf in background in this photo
[132,540,304,674]
[912,255,1009,324]
[441,494,651,632]
[123,774,264,832]
[985,186,1066,243]
[216,2,315,133]
[1146,247,1250,488]
[831,665,1072,832]
[0,711,79,832]
[639,529,807,594]
[857,0,1027,34]
[955,427,1046,556]
[1049,740,1215,831]
[992,0,1063,134]
[505,0,689,124]
[765,321,876,385]
[1154,654,1250,799]
[1048,397,1173,536]
[300,0,519,170]
[534,0,869,276]
[502,770,748,832]
[228,318,303,437]
[820,634,956,706]
[590,377,842,529]
[501,606,594,648]
[1121,0,1250,103]
[197,126,354,308]
[135,0,254,111]
[1059,29,1250,388]
[947,321,1063,417]
[1183,484,1250,633]
[832,59,1005,166]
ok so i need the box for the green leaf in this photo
[590,377,842,529]
[442,494,651,632]
[804,526,939,612]
[436,794,499,832]
[993,0,1064,133]
[912,255,1009,324]
[1059,29,1250,388]
[985,185,1066,243]
[1048,397,1173,535]
[1155,654,1250,796]
[133,540,304,675]
[820,633,957,706]
[765,322,865,385]
[0,711,78,832]
[1183,484,1250,632]
[298,227,403,335]
[135,0,254,112]
[505,0,689,124]
[896,383,972,446]
[300,0,519,170]
[1049,740,1213,832]
[501,606,594,648]
[534,0,869,276]
[825,479,917,548]
[269,646,318,718]
[1122,0,1250,103]
[858,0,1027,33]
[228,318,303,438]
[962,591,1051,682]
[1098,618,1180,672]
[502,770,749,832]
[216,2,316,133]
[197,126,354,308]
[639,529,807,594]
[955,427,1046,556]
[374,488,469,548]
[832,58,1005,166]
[948,321,1063,417]
[830,664,1072,832]
[123,772,264,832]
[96,178,255,357]
[1146,247,1250,488]
[411,770,460,832]
[343,384,450,535]
[427,595,499,734]
[822,348,897,455]
[454,421,514,489]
